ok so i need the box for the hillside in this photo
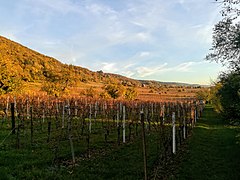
[0,35,204,99]
[0,36,140,94]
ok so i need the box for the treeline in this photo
[206,0,240,122]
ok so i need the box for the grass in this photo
[175,105,240,180]
[0,116,168,179]
[2,104,239,179]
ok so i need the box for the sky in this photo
[0,0,226,85]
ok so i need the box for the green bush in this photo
[218,71,240,120]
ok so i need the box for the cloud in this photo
[100,62,119,73]
[135,32,151,42]
[117,61,208,79]
[139,51,150,57]
[0,0,224,85]
[123,63,135,69]
[23,0,83,15]
[86,3,118,18]
[135,63,168,77]
[174,62,194,72]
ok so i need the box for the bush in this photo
[218,71,240,120]
[104,84,124,99]
[125,87,137,100]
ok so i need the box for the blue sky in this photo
[0,0,226,85]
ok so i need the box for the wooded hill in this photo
[0,35,141,95]
[0,35,203,99]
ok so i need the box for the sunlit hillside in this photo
[0,35,204,100]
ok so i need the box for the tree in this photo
[41,67,74,96]
[125,87,138,100]
[206,19,240,70]
[206,0,240,121]
[195,89,209,101]
[41,81,63,97]
[215,0,240,19]
[208,82,223,113]
[217,71,240,119]
[0,63,22,95]
[206,0,240,70]
[104,84,125,99]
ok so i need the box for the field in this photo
[0,96,203,179]
[20,81,203,101]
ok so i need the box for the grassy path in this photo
[175,106,240,180]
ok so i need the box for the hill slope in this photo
[0,35,140,95]
[0,35,203,99]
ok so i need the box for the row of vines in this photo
[0,96,204,178]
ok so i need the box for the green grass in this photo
[0,116,167,179]
[175,105,240,180]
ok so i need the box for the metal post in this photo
[172,112,176,154]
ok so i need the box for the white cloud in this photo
[0,0,225,85]
[139,52,150,57]
[174,62,194,72]
[118,61,208,79]
[135,63,168,77]
[101,62,118,73]
[123,63,135,69]
[135,32,151,42]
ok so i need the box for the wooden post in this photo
[117,104,119,127]
[75,101,78,116]
[26,98,29,120]
[47,121,51,142]
[67,104,75,165]
[89,104,92,133]
[62,102,65,129]
[120,103,122,120]
[172,112,176,154]
[42,109,45,123]
[30,106,33,145]
[123,105,126,143]
[117,125,121,145]
[55,101,59,129]
[183,109,186,139]
[11,103,15,134]
[14,97,17,116]
[141,110,147,180]
[162,105,165,124]
[5,96,9,122]
[151,103,154,123]
[94,102,97,123]
[145,108,148,130]
[194,109,197,124]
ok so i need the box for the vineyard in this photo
[0,96,204,179]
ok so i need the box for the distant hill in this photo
[139,80,202,87]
